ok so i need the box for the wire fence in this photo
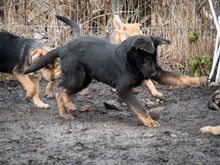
[0,0,219,80]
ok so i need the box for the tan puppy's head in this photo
[31,47,61,81]
[111,15,143,44]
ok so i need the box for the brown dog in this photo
[200,90,220,135]
[0,31,58,108]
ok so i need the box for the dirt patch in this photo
[0,80,220,164]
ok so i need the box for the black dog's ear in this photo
[151,36,171,46]
[131,38,155,54]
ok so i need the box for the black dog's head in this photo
[117,35,170,79]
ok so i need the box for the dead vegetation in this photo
[0,0,219,80]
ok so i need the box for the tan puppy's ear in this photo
[112,15,124,30]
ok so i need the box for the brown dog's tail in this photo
[56,15,80,37]
[24,47,60,74]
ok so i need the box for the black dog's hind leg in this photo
[56,87,76,120]
[56,65,92,120]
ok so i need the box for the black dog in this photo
[24,16,207,127]
[0,31,57,108]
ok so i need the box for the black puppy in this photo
[24,16,206,127]
[24,17,169,127]
[0,31,56,108]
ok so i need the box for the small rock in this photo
[148,108,161,120]
[98,92,104,96]
[143,133,154,138]
[110,88,117,93]
[145,99,156,108]
[132,87,142,94]
[80,104,94,112]
[65,130,72,134]
[26,108,33,113]
[122,103,127,107]
[103,100,121,110]
[170,133,177,138]
[78,88,92,98]
[156,99,164,104]
[29,148,38,153]
[208,82,220,87]
[164,131,177,138]
[7,87,12,91]
[156,99,160,102]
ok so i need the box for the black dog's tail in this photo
[56,15,80,37]
[24,47,60,74]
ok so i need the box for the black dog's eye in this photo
[144,56,151,62]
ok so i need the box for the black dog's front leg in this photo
[151,67,207,87]
[119,91,160,128]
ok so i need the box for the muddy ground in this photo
[0,79,219,165]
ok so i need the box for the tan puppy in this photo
[200,90,220,135]
[110,15,143,44]
[0,31,58,109]
[31,48,60,99]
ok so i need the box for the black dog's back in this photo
[0,32,44,73]
[0,32,22,72]
[61,36,124,86]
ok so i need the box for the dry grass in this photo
[0,0,218,80]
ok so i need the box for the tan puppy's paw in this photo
[200,126,220,135]
[45,91,53,99]
[36,102,50,109]
[151,91,164,100]
[65,102,77,111]
[60,113,76,120]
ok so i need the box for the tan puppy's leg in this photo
[31,76,50,109]
[55,89,76,120]
[152,69,207,87]
[144,80,164,99]
[164,76,207,87]
[40,68,54,98]
[32,48,55,98]
[200,126,220,135]
[13,69,35,100]
[45,81,54,98]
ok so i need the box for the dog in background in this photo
[110,15,164,99]
[109,15,206,99]
[24,16,207,127]
[200,90,220,135]
[110,15,143,44]
[0,31,57,108]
